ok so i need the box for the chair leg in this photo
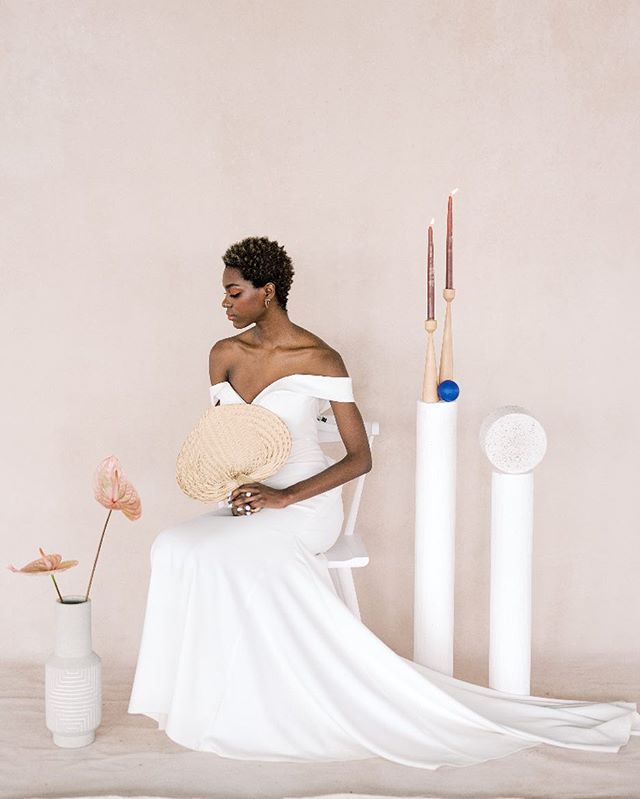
[329,568,362,620]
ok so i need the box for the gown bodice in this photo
[209,372,354,413]
[209,373,355,491]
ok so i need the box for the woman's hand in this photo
[228,483,290,515]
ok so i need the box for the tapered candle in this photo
[445,189,458,290]
[427,218,435,320]
[439,188,458,383]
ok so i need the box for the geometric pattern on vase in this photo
[45,659,102,733]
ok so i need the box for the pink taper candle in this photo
[427,219,435,320]
[445,194,453,290]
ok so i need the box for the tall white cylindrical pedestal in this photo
[480,405,547,695]
[414,399,457,674]
[489,472,534,694]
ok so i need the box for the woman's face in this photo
[221,267,261,327]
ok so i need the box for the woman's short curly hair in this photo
[222,236,294,311]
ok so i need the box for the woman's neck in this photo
[249,308,297,349]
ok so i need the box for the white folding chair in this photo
[316,410,380,619]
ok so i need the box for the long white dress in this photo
[127,374,640,770]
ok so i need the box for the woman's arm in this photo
[283,397,372,505]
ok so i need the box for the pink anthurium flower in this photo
[93,455,142,520]
[8,547,79,602]
[86,456,142,601]
[8,547,78,574]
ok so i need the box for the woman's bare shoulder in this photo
[267,325,347,377]
[208,337,236,382]
[303,338,349,378]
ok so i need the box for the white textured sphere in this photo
[479,406,547,474]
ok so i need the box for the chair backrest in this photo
[316,412,380,538]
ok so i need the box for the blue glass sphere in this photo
[438,379,460,402]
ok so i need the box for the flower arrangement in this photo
[7,455,142,603]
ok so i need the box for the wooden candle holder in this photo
[438,288,455,384]
[422,318,439,403]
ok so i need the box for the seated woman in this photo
[128,236,640,769]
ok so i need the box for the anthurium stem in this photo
[85,508,113,602]
[50,573,64,603]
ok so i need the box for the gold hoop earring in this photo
[264,298,271,308]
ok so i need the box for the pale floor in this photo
[1,659,638,799]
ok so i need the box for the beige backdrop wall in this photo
[2,0,638,691]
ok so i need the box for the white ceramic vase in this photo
[45,594,102,747]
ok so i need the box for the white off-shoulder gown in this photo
[127,374,640,769]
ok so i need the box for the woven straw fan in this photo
[176,404,292,502]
